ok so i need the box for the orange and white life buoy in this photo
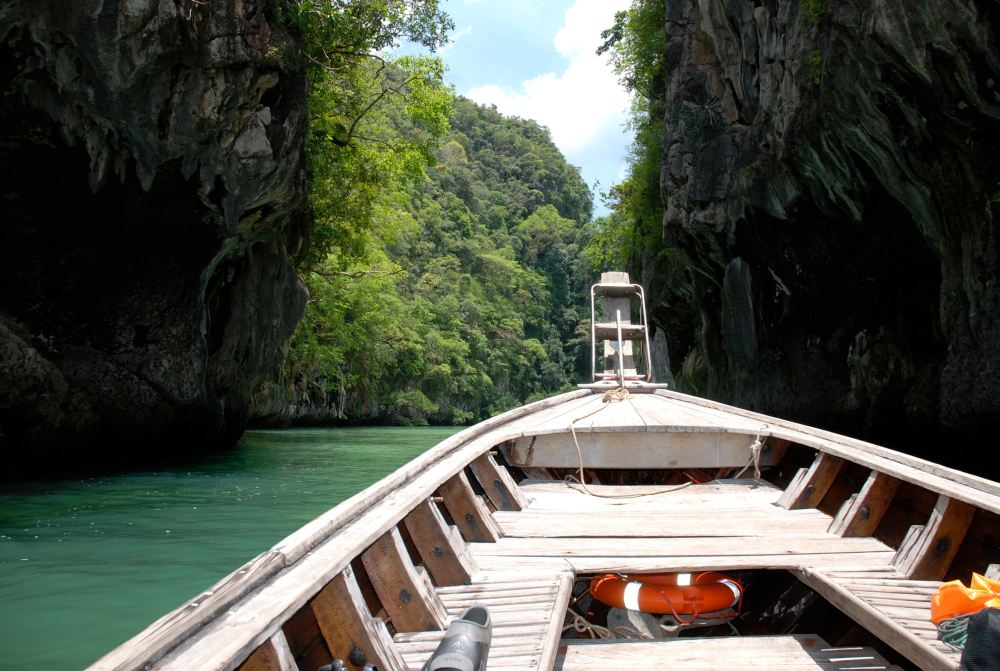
[589,572,742,620]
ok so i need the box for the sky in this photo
[429,0,634,217]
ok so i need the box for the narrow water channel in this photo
[0,426,459,670]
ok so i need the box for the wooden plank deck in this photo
[796,568,961,671]
[476,480,897,574]
[555,635,905,670]
[484,477,954,671]
[394,569,574,670]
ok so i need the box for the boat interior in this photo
[91,386,1000,671]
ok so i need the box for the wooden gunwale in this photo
[89,389,590,671]
[652,389,1000,514]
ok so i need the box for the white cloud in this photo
[465,0,631,155]
[439,25,473,54]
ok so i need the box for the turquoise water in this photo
[0,426,459,671]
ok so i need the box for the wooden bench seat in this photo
[475,480,897,574]
[393,569,574,670]
[555,634,905,670]
[796,568,960,670]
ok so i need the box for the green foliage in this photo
[284,93,597,425]
[598,0,666,101]
[807,49,823,88]
[286,0,454,56]
[679,98,727,141]
[586,0,669,276]
[799,0,825,24]
[288,0,454,268]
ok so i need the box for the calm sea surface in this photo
[0,426,459,670]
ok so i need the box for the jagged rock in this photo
[642,0,1000,472]
[0,0,308,471]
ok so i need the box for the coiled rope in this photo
[936,615,970,650]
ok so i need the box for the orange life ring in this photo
[589,572,742,619]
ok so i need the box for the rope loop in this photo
[734,425,768,480]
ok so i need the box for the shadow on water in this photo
[0,426,459,670]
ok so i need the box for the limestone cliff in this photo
[645,0,999,472]
[0,0,308,470]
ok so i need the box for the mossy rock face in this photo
[0,1,308,472]
[644,0,1000,471]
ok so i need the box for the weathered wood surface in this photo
[394,569,574,670]
[131,391,591,671]
[797,568,960,671]
[893,495,975,580]
[94,389,592,671]
[236,632,297,671]
[479,480,896,572]
[438,470,501,542]
[468,452,526,511]
[310,568,405,671]
[512,392,766,437]
[777,452,845,509]
[402,498,476,586]
[518,478,785,508]
[507,430,777,469]
[360,527,448,632]
[829,471,901,536]
[499,480,841,537]
[556,635,904,670]
[489,479,897,575]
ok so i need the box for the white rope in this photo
[562,607,649,640]
[733,425,768,480]
[567,387,692,498]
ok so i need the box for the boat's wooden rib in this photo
[238,632,298,671]
[437,470,501,542]
[360,527,449,632]
[556,635,905,670]
[309,568,403,671]
[828,470,901,537]
[468,452,526,511]
[892,494,976,580]
[401,498,476,586]
[778,452,846,509]
[796,568,960,671]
